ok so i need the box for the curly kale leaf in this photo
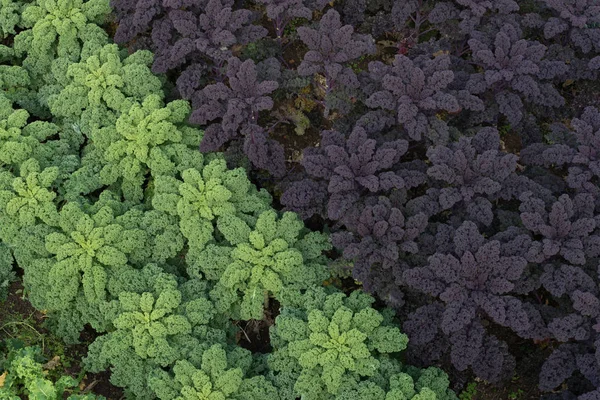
[466,24,565,126]
[150,0,267,74]
[44,203,147,308]
[296,9,375,90]
[152,158,272,250]
[269,290,408,399]
[14,0,111,77]
[425,127,518,225]
[519,192,598,264]
[0,158,60,228]
[542,0,600,53]
[97,94,203,201]
[282,125,421,223]
[0,344,104,399]
[0,243,16,301]
[211,210,330,320]
[48,44,163,131]
[148,344,279,400]
[331,196,427,303]
[403,221,530,382]
[190,57,279,154]
[0,99,80,173]
[366,53,462,143]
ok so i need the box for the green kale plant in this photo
[44,202,147,308]
[209,210,331,320]
[0,0,27,39]
[0,158,60,229]
[47,44,163,132]
[0,96,81,176]
[0,67,32,108]
[147,344,280,400]
[333,366,458,400]
[152,158,272,251]
[83,269,227,398]
[97,94,204,201]
[13,0,111,78]
[268,289,410,399]
[0,243,15,301]
[0,4,460,399]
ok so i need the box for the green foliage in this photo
[0,0,28,39]
[0,158,60,229]
[47,44,163,132]
[0,96,81,174]
[97,94,204,201]
[83,270,227,398]
[459,382,478,400]
[148,344,280,400]
[0,340,104,399]
[0,4,459,399]
[13,0,111,77]
[43,202,147,307]
[153,158,272,251]
[210,210,331,320]
[0,243,15,301]
[268,289,410,399]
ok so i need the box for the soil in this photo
[236,298,280,354]
[439,320,553,400]
[0,281,125,400]
[469,333,550,400]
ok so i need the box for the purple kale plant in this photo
[520,107,600,198]
[111,0,164,45]
[565,107,600,195]
[455,0,520,17]
[519,192,599,265]
[538,263,600,396]
[422,127,519,225]
[331,196,428,305]
[188,57,284,175]
[403,221,532,382]
[466,24,565,126]
[255,0,312,41]
[281,125,425,223]
[150,0,267,73]
[296,8,375,112]
[110,0,267,95]
[365,53,465,143]
[542,0,600,54]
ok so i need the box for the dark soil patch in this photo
[0,281,46,334]
[236,298,280,354]
[0,281,124,400]
[460,324,551,400]
[271,115,323,163]
[79,370,125,400]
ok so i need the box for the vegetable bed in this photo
[0,0,599,399]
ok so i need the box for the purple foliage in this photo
[519,192,599,264]
[365,53,464,143]
[189,57,284,175]
[403,221,529,381]
[424,127,519,225]
[107,0,600,393]
[112,0,267,72]
[296,9,375,90]
[466,24,565,126]
[281,125,424,222]
[455,0,519,17]
[150,0,267,73]
[542,0,600,53]
[256,0,312,39]
[331,196,427,296]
